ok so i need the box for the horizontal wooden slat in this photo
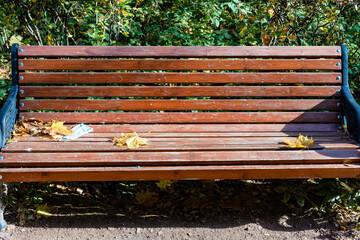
[76,131,345,138]
[18,46,342,58]
[88,124,342,133]
[3,141,357,153]
[11,136,350,143]
[1,164,359,182]
[12,132,344,140]
[19,72,342,84]
[20,99,341,111]
[0,150,358,167]
[20,112,341,124]
[18,59,342,71]
[20,86,341,97]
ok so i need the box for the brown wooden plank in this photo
[20,112,341,124]
[11,132,344,140]
[11,136,350,143]
[19,72,342,84]
[19,86,341,98]
[20,99,341,111]
[18,46,342,58]
[89,124,342,133]
[1,150,359,167]
[18,59,342,71]
[75,131,345,138]
[1,164,359,182]
[2,141,357,153]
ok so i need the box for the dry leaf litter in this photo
[283,133,314,149]
[12,118,73,140]
[112,133,148,149]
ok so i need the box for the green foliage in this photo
[274,179,360,213]
[4,183,52,224]
[1,0,360,97]
[5,179,360,224]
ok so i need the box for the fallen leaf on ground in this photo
[156,180,174,190]
[112,133,148,149]
[12,118,73,139]
[34,203,52,219]
[283,134,314,149]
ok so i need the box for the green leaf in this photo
[284,192,291,203]
[274,185,286,193]
[295,194,305,207]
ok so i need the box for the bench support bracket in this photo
[0,44,19,149]
[341,45,360,143]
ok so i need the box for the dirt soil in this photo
[1,181,359,240]
[3,207,359,240]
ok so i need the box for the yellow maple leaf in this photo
[43,120,73,139]
[13,118,73,140]
[156,180,174,190]
[35,203,52,219]
[113,133,148,149]
[7,138,18,143]
[284,134,314,149]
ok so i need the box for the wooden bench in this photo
[0,44,360,182]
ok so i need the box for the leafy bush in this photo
[1,0,360,96]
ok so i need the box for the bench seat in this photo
[1,124,360,181]
[1,44,360,182]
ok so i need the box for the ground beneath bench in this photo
[4,207,358,240]
[2,180,359,240]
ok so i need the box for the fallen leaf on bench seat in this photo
[7,138,18,143]
[113,133,148,149]
[12,118,73,139]
[43,120,74,139]
[13,118,44,136]
[283,134,314,149]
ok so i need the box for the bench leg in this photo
[0,182,7,236]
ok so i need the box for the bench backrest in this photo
[17,46,342,126]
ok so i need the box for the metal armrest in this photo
[0,44,19,149]
[341,44,360,142]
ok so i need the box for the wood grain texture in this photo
[3,141,357,153]
[0,164,359,182]
[88,124,342,132]
[13,132,343,140]
[19,112,341,124]
[10,136,350,143]
[70,131,345,138]
[18,59,342,71]
[18,46,342,58]
[20,99,341,111]
[7,45,351,183]
[19,72,342,84]
[0,150,358,167]
[19,86,341,98]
